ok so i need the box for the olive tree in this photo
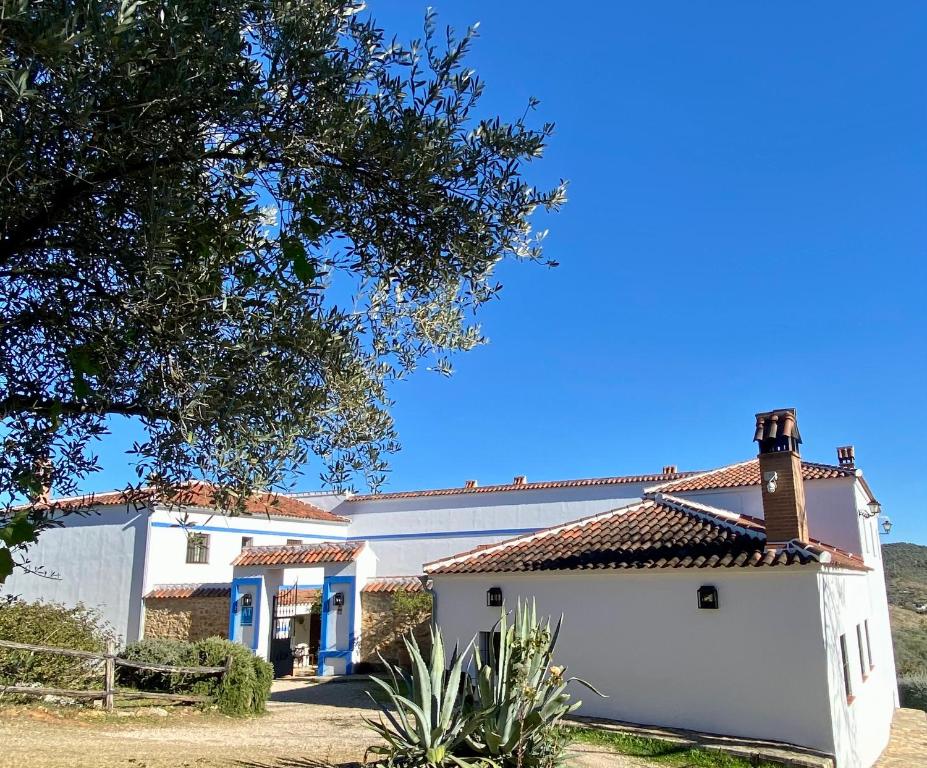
[0,0,564,578]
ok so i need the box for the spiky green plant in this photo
[468,601,605,768]
[365,628,494,768]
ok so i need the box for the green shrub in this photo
[470,601,603,768]
[899,674,927,712]
[0,596,113,692]
[118,637,195,692]
[118,636,272,716]
[366,601,602,768]
[191,636,273,715]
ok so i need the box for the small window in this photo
[286,539,303,546]
[186,533,210,564]
[856,624,867,679]
[839,633,853,700]
[241,536,253,550]
[478,631,501,663]
[864,620,874,669]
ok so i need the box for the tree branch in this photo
[0,394,172,422]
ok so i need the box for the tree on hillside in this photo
[0,0,564,578]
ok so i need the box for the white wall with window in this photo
[819,568,898,768]
[143,506,349,592]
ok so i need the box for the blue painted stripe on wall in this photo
[151,521,542,542]
[354,527,542,542]
[150,521,348,540]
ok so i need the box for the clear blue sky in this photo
[92,2,926,543]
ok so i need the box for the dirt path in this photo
[0,679,645,768]
[0,679,376,768]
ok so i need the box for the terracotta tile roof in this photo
[145,583,231,599]
[347,471,698,502]
[648,458,855,493]
[425,495,868,575]
[362,576,424,593]
[278,586,321,604]
[232,541,363,567]
[44,482,348,523]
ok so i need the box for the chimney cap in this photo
[754,408,802,453]
[662,465,678,475]
[464,479,478,489]
[513,475,527,486]
[836,445,855,469]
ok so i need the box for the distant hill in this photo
[882,542,927,676]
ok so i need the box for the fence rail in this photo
[0,638,231,710]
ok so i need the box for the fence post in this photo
[223,655,233,680]
[104,640,115,712]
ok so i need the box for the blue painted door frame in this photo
[318,575,356,675]
[229,576,264,653]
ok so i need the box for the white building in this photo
[2,408,897,767]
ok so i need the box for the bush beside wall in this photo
[0,597,113,691]
[119,636,272,715]
[899,674,927,712]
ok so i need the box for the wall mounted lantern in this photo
[859,500,883,519]
[332,591,345,608]
[697,585,718,610]
[486,587,503,607]
[763,471,778,494]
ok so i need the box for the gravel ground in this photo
[0,679,644,768]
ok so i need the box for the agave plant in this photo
[467,601,605,768]
[365,627,493,768]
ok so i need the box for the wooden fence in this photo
[0,638,231,711]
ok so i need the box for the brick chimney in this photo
[836,445,855,469]
[754,408,808,548]
[32,456,53,506]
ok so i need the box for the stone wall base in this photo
[359,592,432,669]
[143,596,230,642]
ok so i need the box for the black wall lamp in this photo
[332,591,345,608]
[486,587,503,607]
[697,585,718,610]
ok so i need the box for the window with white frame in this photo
[839,633,853,700]
[864,619,874,670]
[856,624,867,679]
[186,533,210,564]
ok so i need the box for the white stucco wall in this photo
[671,477,864,554]
[818,568,897,768]
[341,484,650,575]
[431,568,840,755]
[2,504,150,643]
[144,506,349,592]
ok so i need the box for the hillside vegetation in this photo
[882,543,927,676]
